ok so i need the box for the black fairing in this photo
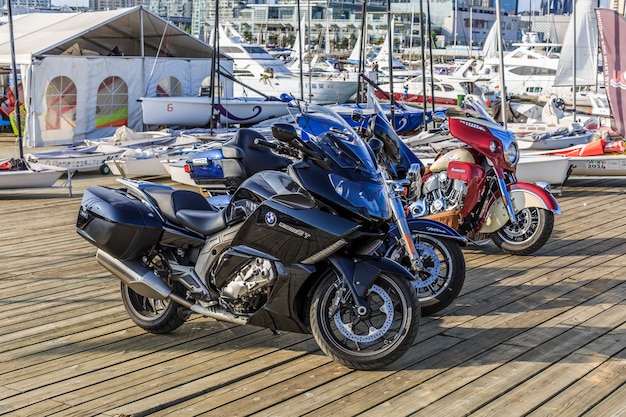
[225,171,360,265]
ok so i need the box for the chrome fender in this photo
[479,183,560,234]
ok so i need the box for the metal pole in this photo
[419,0,427,129]
[209,0,220,131]
[426,0,435,122]
[387,3,395,128]
[357,0,367,103]
[7,0,23,156]
[495,0,507,127]
[297,0,304,101]
[572,0,577,121]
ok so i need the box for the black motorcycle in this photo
[186,104,467,315]
[76,115,420,370]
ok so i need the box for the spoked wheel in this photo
[120,281,189,334]
[385,234,466,316]
[310,270,420,370]
[491,207,554,255]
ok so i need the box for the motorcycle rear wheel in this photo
[120,282,189,334]
[310,270,420,370]
[491,207,554,255]
[384,234,466,316]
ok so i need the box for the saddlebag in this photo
[76,185,162,260]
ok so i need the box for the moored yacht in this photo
[220,23,357,105]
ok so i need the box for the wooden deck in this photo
[2,139,626,416]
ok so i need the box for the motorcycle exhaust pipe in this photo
[96,249,173,300]
[96,249,248,326]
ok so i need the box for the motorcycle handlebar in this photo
[253,138,300,158]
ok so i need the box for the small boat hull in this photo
[106,158,169,177]
[26,145,125,173]
[517,130,594,150]
[167,161,196,186]
[0,163,65,189]
[568,155,626,176]
[536,140,626,176]
[516,155,571,184]
[140,96,291,127]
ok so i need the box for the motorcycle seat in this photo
[144,187,227,235]
[175,208,227,236]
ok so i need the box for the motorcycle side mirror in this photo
[433,111,448,124]
[271,123,298,143]
[351,108,363,123]
[368,137,383,154]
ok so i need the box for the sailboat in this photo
[552,0,602,108]
[370,16,420,81]
[0,0,67,190]
[534,9,626,177]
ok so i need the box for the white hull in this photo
[26,145,125,173]
[517,130,594,150]
[0,163,65,189]
[140,96,291,127]
[233,75,358,105]
[567,156,626,176]
[106,158,169,177]
[516,155,572,185]
[167,161,196,186]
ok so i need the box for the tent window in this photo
[96,76,128,128]
[45,76,77,130]
[199,76,223,97]
[156,77,183,97]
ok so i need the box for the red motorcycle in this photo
[397,100,561,255]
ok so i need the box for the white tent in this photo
[0,7,232,147]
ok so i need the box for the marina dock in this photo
[1,136,626,416]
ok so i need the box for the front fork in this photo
[386,178,424,273]
[497,176,518,224]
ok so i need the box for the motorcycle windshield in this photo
[295,104,389,220]
[369,99,423,177]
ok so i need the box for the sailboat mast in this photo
[297,0,304,102]
[357,0,367,103]
[495,0,507,127]
[7,0,24,157]
[419,0,427,125]
[387,3,395,128]
[209,0,220,131]
[572,0,577,120]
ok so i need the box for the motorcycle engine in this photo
[221,257,276,313]
[410,170,467,216]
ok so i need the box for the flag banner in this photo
[595,8,626,138]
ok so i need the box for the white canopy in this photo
[0,7,220,64]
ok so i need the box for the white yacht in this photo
[480,14,601,108]
[219,24,358,105]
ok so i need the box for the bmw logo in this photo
[265,211,277,226]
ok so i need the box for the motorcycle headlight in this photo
[506,141,520,166]
[330,173,389,220]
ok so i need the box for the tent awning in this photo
[0,7,229,65]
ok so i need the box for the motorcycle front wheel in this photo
[309,270,420,371]
[384,234,466,316]
[491,207,554,255]
[120,281,189,334]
